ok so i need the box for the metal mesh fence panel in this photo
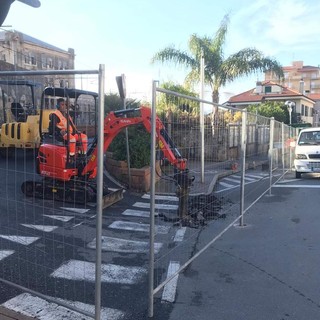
[150,87,294,314]
[0,71,112,319]
[0,73,295,319]
[150,89,245,304]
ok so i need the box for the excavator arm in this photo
[80,106,188,177]
[79,106,194,223]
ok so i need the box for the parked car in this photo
[294,127,320,178]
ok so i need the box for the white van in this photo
[294,127,320,178]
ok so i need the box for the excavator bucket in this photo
[102,188,124,209]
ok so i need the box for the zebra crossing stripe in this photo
[0,250,14,261]
[219,181,235,188]
[21,224,58,232]
[2,293,125,320]
[109,221,170,234]
[87,236,163,254]
[223,177,242,183]
[51,259,146,284]
[44,215,74,222]
[0,235,39,245]
[245,173,268,179]
[122,208,157,218]
[60,207,90,214]
[162,261,180,303]
[173,227,187,242]
[142,194,178,201]
[133,202,178,210]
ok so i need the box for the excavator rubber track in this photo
[21,178,124,207]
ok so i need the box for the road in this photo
[0,151,287,319]
[165,170,320,320]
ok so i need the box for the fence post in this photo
[95,64,105,320]
[268,117,275,196]
[239,109,247,226]
[281,122,285,177]
[200,51,205,183]
[148,80,157,318]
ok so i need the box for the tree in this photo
[151,14,283,105]
[247,102,289,123]
[156,81,199,117]
[104,93,139,114]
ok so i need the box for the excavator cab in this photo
[38,87,98,169]
[0,80,41,157]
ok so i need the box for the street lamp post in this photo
[285,100,295,171]
[285,100,295,126]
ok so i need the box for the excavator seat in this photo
[11,102,27,122]
[41,133,65,147]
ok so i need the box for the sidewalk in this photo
[155,157,269,195]
[167,172,320,320]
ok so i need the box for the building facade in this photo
[226,81,315,125]
[0,30,75,88]
[265,60,320,95]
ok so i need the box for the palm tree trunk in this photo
[211,90,227,161]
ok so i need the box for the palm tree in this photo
[151,14,283,105]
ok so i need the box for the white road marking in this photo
[108,221,170,234]
[51,259,146,284]
[44,215,74,222]
[60,207,90,214]
[223,177,242,183]
[161,261,180,303]
[219,181,235,188]
[0,235,39,245]
[273,184,320,188]
[122,208,156,218]
[276,179,301,184]
[21,224,58,232]
[0,250,14,261]
[133,202,178,210]
[173,227,187,242]
[142,194,178,201]
[245,173,268,179]
[2,293,125,320]
[87,236,163,254]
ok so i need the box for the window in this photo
[31,55,36,65]
[24,52,30,64]
[47,58,53,68]
[264,86,272,93]
[41,55,46,68]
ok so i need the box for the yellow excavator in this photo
[0,80,56,157]
[0,81,98,158]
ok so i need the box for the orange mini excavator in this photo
[21,87,194,219]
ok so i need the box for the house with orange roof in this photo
[225,81,315,125]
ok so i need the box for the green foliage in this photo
[104,93,140,114]
[247,102,288,123]
[152,13,283,104]
[108,125,151,169]
[105,93,151,168]
[156,81,200,116]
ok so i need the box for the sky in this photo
[3,0,320,103]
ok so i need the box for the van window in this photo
[298,131,320,145]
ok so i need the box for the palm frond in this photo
[220,48,283,86]
[211,13,229,56]
[151,47,197,69]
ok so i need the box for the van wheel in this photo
[295,171,302,179]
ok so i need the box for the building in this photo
[0,30,75,88]
[265,61,320,95]
[226,81,315,125]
